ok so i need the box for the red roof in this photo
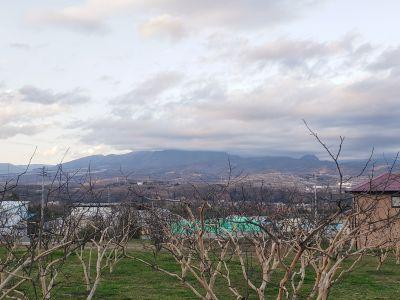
[350,173,400,193]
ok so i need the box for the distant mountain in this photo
[61,150,232,171]
[56,150,339,179]
[0,150,380,182]
[0,163,46,174]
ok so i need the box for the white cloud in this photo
[26,0,136,32]
[27,0,324,35]
[139,15,187,42]
[4,1,399,162]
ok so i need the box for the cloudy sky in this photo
[1,0,400,164]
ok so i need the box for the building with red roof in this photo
[350,173,400,248]
[350,173,400,194]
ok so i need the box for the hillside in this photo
[59,150,338,180]
[1,150,385,182]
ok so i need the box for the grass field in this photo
[9,243,400,299]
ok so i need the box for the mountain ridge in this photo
[57,149,338,177]
[0,149,381,181]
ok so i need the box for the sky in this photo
[1,0,400,164]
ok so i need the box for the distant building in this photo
[350,173,400,248]
[70,202,120,220]
[0,201,30,244]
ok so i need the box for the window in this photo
[392,196,400,208]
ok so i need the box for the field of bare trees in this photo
[0,132,400,300]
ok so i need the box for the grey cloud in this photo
[80,117,272,155]
[112,72,183,116]
[181,80,226,104]
[19,86,90,105]
[243,35,372,72]
[0,87,70,140]
[98,75,112,81]
[296,70,400,123]
[295,71,400,157]
[345,72,400,105]
[348,133,400,152]
[368,47,400,71]
[77,78,317,155]
[9,43,31,50]
[246,40,334,67]
[97,75,120,86]
[0,125,42,139]
[178,80,317,123]
[79,55,400,158]
[117,72,183,104]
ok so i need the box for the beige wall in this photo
[355,194,400,248]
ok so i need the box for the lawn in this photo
[7,243,400,299]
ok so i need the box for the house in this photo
[70,202,116,219]
[0,201,30,244]
[350,173,400,248]
[69,202,121,229]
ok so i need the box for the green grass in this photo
[5,243,400,299]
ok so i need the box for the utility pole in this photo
[40,167,46,219]
[38,166,47,298]
[39,166,47,250]
[313,173,318,222]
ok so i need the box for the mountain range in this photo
[0,150,381,182]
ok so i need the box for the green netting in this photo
[171,216,262,235]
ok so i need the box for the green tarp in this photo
[171,216,262,235]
